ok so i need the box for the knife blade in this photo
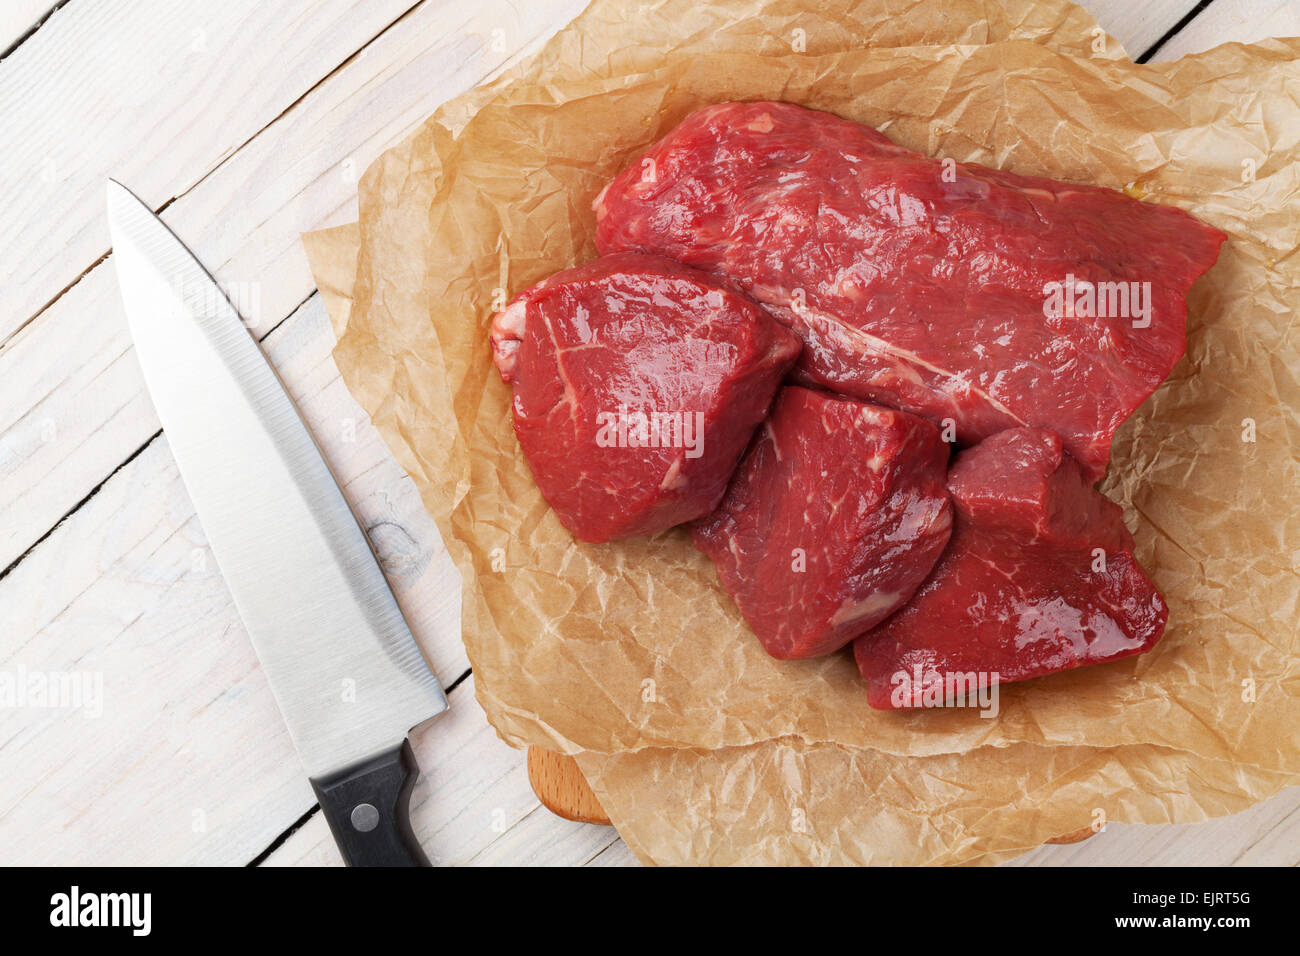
[106,180,447,867]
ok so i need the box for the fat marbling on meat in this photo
[692,386,952,659]
[491,252,800,543]
[594,101,1228,481]
[853,427,1168,709]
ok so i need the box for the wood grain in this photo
[0,0,420,344]
[1149,0,1300,61]
[0,0,592,867]
[0,0,590,573]
[1082,0,1212,57]
[527,748,612,825]
[0,1,58,54]
[0,295,466,864]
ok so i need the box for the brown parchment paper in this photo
[303,0,1300,862]
[307,204,1299,867]
[574,742,1298,865]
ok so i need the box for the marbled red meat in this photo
[594,101,1227,480]
[853,427,1168,708]
[692,386,952,659]
[491,252,800,543]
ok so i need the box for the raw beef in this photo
[853,427,1168,709]
[692,386,952,659]
[491,252,800,543]
[594,101,1228,480]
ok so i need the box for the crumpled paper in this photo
[304,0,1300,864]
[575,741,1297,865]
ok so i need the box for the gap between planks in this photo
[0,0,426,346]
[0,0,593,576]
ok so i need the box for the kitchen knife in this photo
[106,180,447,867]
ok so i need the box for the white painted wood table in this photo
[2,0,1297,867]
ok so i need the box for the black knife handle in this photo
[310,740,430,867]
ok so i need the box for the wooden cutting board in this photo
[527,746,611,824]
[527,745,1097,844]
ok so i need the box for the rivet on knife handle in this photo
[310,740,429,867]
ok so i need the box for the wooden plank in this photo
[1008,785,1300,865]
[0,270,158,572]
[0,0,599,868]
[1149,0,1300,60]
[0,432,312,865]
[1234,795,1300,864]
[0,0,591,573]
[0,1,59,56]
[262,675,631,866]
[0,0,421,344]
[1079,0,1204,58]
[584,839,642,867]
[527,747,612,824]
[0,295,468,864]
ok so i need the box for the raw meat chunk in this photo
[594,101,1228,480]
[853,428,1168,709]
[692,386,952,659]
[491,253,801,543]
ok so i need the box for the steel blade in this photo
[106,180,446,778]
